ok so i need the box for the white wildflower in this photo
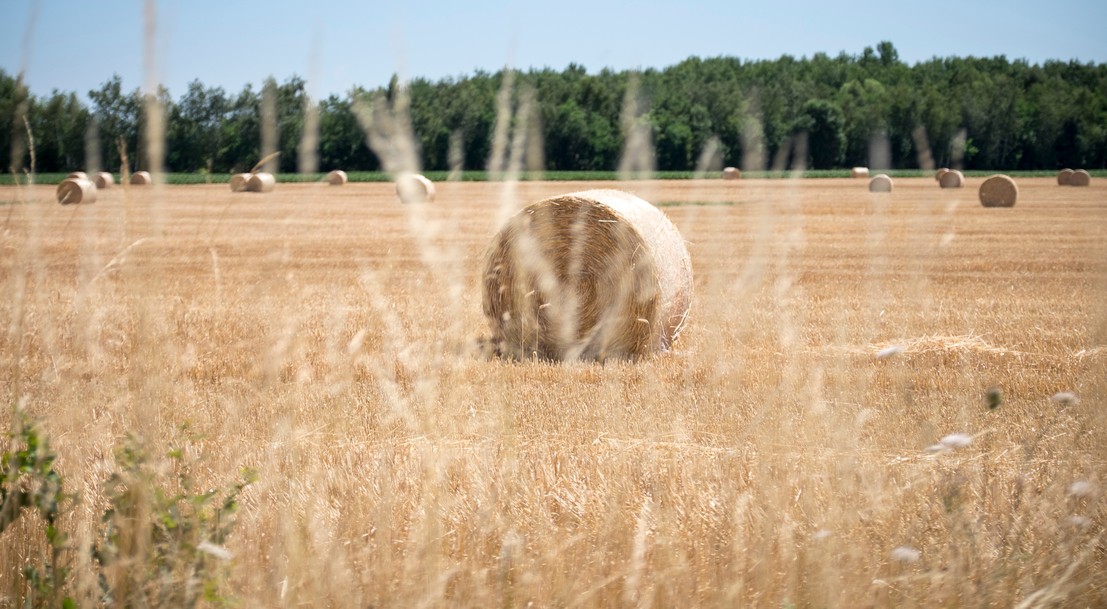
[890,546,921,563]
[876,345,905,359]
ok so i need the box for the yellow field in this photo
[2,177,1105,607]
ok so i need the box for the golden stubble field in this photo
[1,177,1105,608]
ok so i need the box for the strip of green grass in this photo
[3,169,1103,186]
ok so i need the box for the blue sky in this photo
[3,0,1106,100]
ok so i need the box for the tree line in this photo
[3,42,1105,175]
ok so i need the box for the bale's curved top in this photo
[67,171,88,180]
[1057,168,1074,186]
[979,175,1018,207]
[851,167,869,178]
[1069,169,1091,187]
[868,174,893,193]
[481,189,692,361]
[939,170,964,189]
[722,167,741,180]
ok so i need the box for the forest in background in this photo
[2,42,1105,175]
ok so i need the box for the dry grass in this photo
[1,177,1105,608]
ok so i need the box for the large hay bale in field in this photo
[246,172,276,193]
[396,173,435,203]
[1069,169,1091,187]
[1057,168,1074,185]
[481,189,693,361]
[851,167,869,178]
[130,171,152,185]
[722,166,741,180]
[56,178,97,205]
[327,170,348,186]
[93,172,114,188]
[939,169,964,189]
[868,174,893,193]
[67,171,87,180]
[936,168,950,181]
[230,173,251,192]
[979,174,1018,207]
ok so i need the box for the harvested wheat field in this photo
[1,177,1105,607]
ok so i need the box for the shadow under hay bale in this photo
[851,167,869,178]
[327,170,348,186]
[93,172,113,188]
[230,173,251,192]
[722,166,741,180]
[481,189,693,362]
[56,178,96,204]
[939,170,964,189]
[979,175,1018,207]
[130,171,152,185]
[869,174,893,193]
[246,172,276,193]
[1069,169,1091,187]
[396,173,435,203]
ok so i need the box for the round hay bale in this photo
[246,172,276,193]
[851,167,869,178]
[1069,169,1091,187]
[130,171,152,185]
[67,171,88,180]
[56,178,97,205]
[327,169,348,186]
[1057,168,1074,186]
[978,174,1018,207]
[230,173,251,192]
[868,174,893,193]
[936,168,950,181]
[939,169,964,189]
[93,172,114,189]
[481,189,693,361]
[396,173,435,203]
[722,166,741,180]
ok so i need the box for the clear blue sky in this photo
[3,0,1106,101]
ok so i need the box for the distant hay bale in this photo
[939,169,964,189]
[67,171,87,180]
[93,172,113,188]
[230,173,251,192]
[868,174,893,193]
[722,166,741,180]
[851,167,869,178]
[936,168,950,181]
[56,178,97,205]
[481,189,693,361]
[246,172,276,193]
[1069,169,1091,187]
[396,173,435,203]
[1057,168,1074,185]
[327,170,348,186]
[978,174,1018,207]
[130,171,152,185]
